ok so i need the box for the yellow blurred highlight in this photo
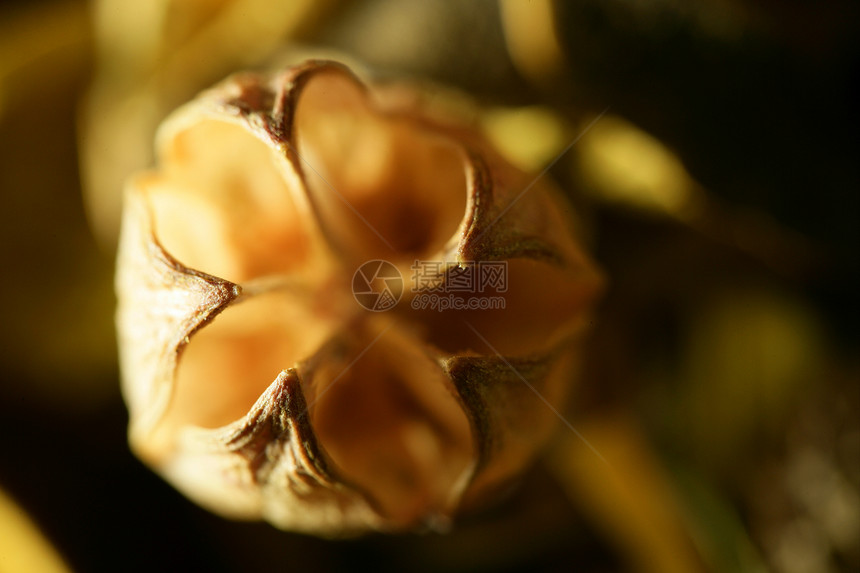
[0,487,71,573]
[547,413,708,573]
[482,106,568,172]
[499,0,566,83]
[578,115,705,219]
[681,288,825,469]
[0,1,88,121]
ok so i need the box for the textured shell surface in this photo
[116,60,602,536]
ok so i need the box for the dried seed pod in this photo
[116,60,602,536]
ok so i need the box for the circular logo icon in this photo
[352,260,403,312]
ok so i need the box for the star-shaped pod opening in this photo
[121,63,481,529]
[117,61,603,534]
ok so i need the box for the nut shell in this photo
[116,60,602,535]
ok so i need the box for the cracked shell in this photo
[116,60,603,536]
